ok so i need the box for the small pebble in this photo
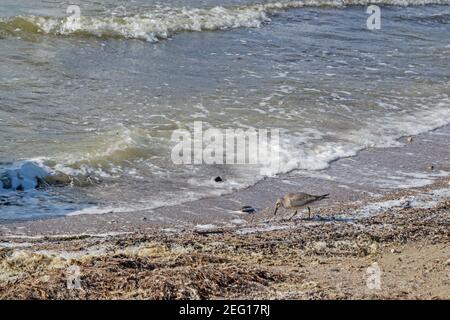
[401,200,411,209]
[446,259,450,266]
[240,206,256,213]
[213,176,223,183]
[369,243,378,254]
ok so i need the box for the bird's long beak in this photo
[273,206,279,216]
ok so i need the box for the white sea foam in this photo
[374,170,450,189]
[272,100,450,175]
[66,206,135,216]
[355,187,450,218]
[2,0,450,41]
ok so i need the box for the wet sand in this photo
[0,126,449,299]
[0,124,449,237]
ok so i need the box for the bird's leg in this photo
[308,207,311,219]
[289,210,298,221]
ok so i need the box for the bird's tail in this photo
[317,194,329,200]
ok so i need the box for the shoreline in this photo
[0,175,449,299]
[1,124,449,237]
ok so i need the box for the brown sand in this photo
[0,177,449,299]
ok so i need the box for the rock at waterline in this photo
[0,162,91,191]
[0,162,49,191]
[241,206,256,213]
[42,173,73,187]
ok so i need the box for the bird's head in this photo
[273,198,282,215]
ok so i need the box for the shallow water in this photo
[0,0,449,219]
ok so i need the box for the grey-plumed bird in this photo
[273,193,329,219]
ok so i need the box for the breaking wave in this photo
[0,159,102,193]
[1,0,449,41]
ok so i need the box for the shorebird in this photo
[273,193,329,220]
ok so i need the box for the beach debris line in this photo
[193,224,224,235]
[273,193,330,220]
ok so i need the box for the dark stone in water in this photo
[214,176,223,183]
[44,173,72,187]
[241,205,256,213]
[36,177,49,189]
[0,176,12,189]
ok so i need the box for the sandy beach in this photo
[0,178,449,299]
[1,126,449,299]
